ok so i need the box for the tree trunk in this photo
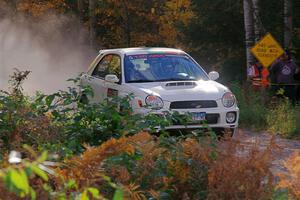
[89,0,96,50]
[252,0,261,42]
[121,0,131,47]
[243,0,255,75]
[284,0,293,49]
[77,0,84,21]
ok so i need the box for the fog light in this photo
[226,112,236,123]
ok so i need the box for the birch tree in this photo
[252,0,262,42]
[243,0,255,72]
[284,0,293,48]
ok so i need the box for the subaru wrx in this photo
[80,47,239,134]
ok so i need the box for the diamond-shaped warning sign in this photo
[251,33,284,68]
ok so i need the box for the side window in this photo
[92,54,121,80]
[108,56,121,78]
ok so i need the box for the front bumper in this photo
[133,104,239,130]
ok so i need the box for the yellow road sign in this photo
[251,33,284,68]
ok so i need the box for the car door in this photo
[81,54,122,103]
[103,54,122,99]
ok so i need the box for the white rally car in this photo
[81,47,239,134]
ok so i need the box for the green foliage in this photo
[4,169,31,198]
[294,106,300,138]
[266,99,297,136]
[185,0,244,70]
[103,134,213,199]
[79,187,102,200]
[259,0,284,43]
[272,188,289,200]
[39,78,186,153]
[231,83,300,137]
[0,70,191,155]
[0,148,48,199]
[231,83,269,130]
[0,70,298,199]
[0,148,124,200]
[219,57,246,84]
[0,71,61,152]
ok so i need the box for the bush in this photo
[0,70,186,155]
[0,70,61,152]
[0,70,298,199]
[207,136,277,200]
[0,132,279,200]
[230,83,268,130]
[231,83,300,137]
[58,132,277,200]
[0,147,122,200]
[295,106,300,138]
[277,152,300,199]
[266,98,297,137]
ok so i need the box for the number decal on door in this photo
[107,88,118,97]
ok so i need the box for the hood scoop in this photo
[165,81,197,87]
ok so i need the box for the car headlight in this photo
[145,95,164,109]
[222,92,236,108]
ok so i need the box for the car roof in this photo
[99,47,185,55]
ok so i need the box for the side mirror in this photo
[208,71,219,81]
[105,74,119,83]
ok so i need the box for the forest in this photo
[1,0,299,78]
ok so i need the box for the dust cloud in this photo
[0,13,96,95]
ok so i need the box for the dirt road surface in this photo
[235,129,300,180]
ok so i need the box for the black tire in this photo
[213,128,235,138]
[79,94,89,104]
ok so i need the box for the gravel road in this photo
[235,129,300,179]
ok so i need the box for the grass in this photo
[266,99,297,137]
[230,83,300,138]
[288,105,300,139]
[231,83,268,130]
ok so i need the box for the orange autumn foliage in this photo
[0,0,194,49]
[277,151,300,199]
[17,0,67,16]
[159,0,194,46]
[58,132,152,186]
[207,136,278,200]
[58,132,278,200]
[95,0,194,47]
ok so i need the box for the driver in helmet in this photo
[150,58,175,80]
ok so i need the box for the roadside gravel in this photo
[235,129,300,179]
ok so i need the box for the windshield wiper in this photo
[157,78,197,82]
[127,80,156,83]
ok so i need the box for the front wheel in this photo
[213,128,237,138]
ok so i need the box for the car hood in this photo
[125,80,229,102]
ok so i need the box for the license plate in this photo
[192,112,206,121]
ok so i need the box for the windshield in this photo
[124,53,209,83]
